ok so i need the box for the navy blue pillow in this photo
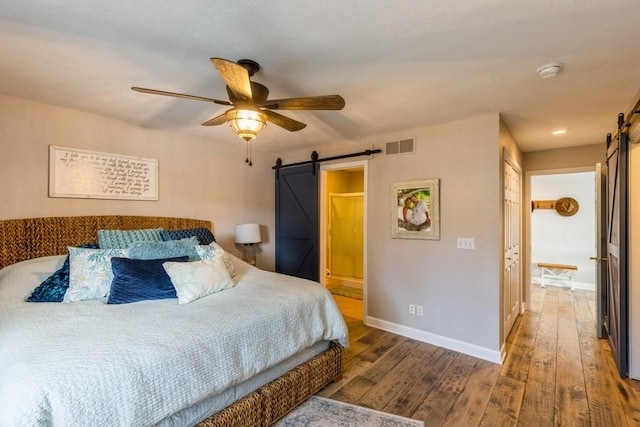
[160,227,215,245]
[107,256,188,304]
[26,243,99,303]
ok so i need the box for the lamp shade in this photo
[235,223,261,244]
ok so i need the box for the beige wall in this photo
[279,114,504,359]
[239,154,276,270]
[372,114,502,353]
[0,94,276,266]
[524,143,605,171]
[1,92,557,362]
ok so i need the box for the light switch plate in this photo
[456,237,475,250]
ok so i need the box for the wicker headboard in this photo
[0,215,212,269]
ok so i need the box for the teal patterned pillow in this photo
[195,242,236,277]
[97,228,163,249]
[163,257,234,304]
[66,247,128,302]
[26,243,99,302]
[128,237,199,261]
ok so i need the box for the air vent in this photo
[385,137,415,156]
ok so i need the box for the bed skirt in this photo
[197,342,342,427]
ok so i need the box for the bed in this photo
[0,215,348,426]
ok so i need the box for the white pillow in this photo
[163,257,234,304]
[66,247,128,302]
[195,242,236,277]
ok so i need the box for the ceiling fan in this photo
[132,57,345,142]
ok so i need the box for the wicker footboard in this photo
[196,342,342,427]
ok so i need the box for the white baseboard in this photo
[531,278,595,291]
[572,282,596,291]
[365,316,502,364]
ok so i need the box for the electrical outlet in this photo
[456,237,475,250]
[409,304,416,315]
[416,305,424,317]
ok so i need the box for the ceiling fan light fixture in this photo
[226,106,267,141]
[132,58,344,148]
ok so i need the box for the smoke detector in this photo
[537,62,563,79]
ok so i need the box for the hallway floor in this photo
[319,285,640,426]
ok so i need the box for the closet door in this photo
[503,157,521,338]
[275,165,319,281]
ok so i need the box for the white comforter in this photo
[0,255,348,427]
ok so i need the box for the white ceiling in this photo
[1,1,639,154]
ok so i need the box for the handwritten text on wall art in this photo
[49,145,158,200]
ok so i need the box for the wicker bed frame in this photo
[0,215,343,426]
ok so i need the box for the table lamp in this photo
[235,223,262,266]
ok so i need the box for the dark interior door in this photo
[594,163,608,339]
[605,116,629,377]
[275,165,319,281]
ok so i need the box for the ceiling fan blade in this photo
[201,113,228,126]
[131,87,231,106]
[210,58,253,101]
[262,95,345,110]
[262,110,307,132]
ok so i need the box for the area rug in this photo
[274,396,424,427]
[327,284,363,300]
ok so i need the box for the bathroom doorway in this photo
[320,160,367,320]
[328,192,363,284]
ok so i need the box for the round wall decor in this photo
[555,197,579,216]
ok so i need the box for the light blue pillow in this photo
[66,247,128,302]
[128,237,199,261]
[108,256,188,304]
[160,228,216,245]
[97,228,164,249]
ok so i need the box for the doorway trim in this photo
[524,165,596,311]
[320,160,368,321]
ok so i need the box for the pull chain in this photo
[245,141,253,166]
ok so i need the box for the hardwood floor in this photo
[331,294,363,320]
[319,285,640,426]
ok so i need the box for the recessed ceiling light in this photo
[552,129,568,135]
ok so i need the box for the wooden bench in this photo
[537,263,578,290]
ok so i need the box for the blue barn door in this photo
[275,164,319,281]
[605,115,629,377]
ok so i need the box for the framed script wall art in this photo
[49,145,159,200]
[391,178,440,240]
